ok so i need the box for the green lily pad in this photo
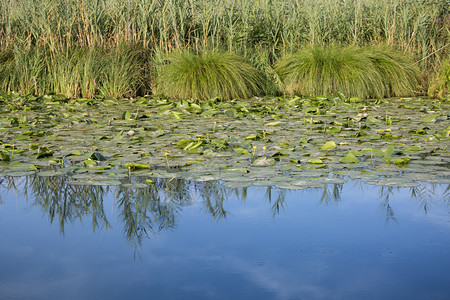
[253,157,275,167]
[319,141,337,151]
[339,153,359,164]
[308,158,324,164]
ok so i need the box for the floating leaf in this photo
[265,121,281,126]
[125,162,151,171]
[36,147,54,159]
[423,114,439,123]
[308,158,323,164]
[339,153,359,164]
[319,141,337,151]
[89,152,107,161]
[253,157,275,167]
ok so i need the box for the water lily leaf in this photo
[272,151,288,158]
[183,141,203,151]
[245,134,261,141]
[308,158,323,164]
[377,145,394,158]
[393,158,410,166]
[83,159,97,167]
[367,178,419,187]
[339,153,359,163]
[404,146,422,152]
[319,141,337,151]
[36,147,54,159]
[423,114,439,123]
[0,151,10,161]
[121,111,132,120]
[265,121,281,126]
[37,170,66,177]
[253,157,275,167]
[88,152,107,161]
[125,162,151,171]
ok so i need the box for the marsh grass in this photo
[0,0,447,97]
[275,46,384,99]
[428,58,450,98]
[0,43,147,98]
[363,46,422,97]
[275,45,421,99]
[156,50,264,100]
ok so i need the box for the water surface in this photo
[0,176,449,300]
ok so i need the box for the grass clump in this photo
[275,45,421,99]
[274,45,384,99]
[428,58,450,98]
[156,51,264,100]
[363,46,421,98]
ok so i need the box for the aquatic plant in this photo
[156,50,263,100]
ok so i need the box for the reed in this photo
[0,0,447,98]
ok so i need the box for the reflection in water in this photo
[0,175,448,250]
[320,183,343,206]
[378,186,398,223]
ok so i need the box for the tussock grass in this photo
[275,45,421,99]
[156,51,264,100]
[363,46,422,97]
[275,46,384,99]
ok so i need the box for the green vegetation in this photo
[156,51,263,100]
[0,94,448,188]
[275,45,421,99]
[428,58,450,98]
[0,44,146,98]
[0,0,448,98]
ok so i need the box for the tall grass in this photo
[156,50,263,100]
[428,58,450,98]
[0,43,147,98]
[0,0,447,98]
[275,45,421,99]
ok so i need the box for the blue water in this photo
[0,176,449,300]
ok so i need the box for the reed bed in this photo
[0,0,447,98]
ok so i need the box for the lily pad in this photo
[339,153,359,164]
[253,157,275,167]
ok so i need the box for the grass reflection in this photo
[0,175,448,252]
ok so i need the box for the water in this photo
[0,176,449,300]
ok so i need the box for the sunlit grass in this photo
[274,45,384,99]
[156,50,264,100]
[363,46,421,97]
[275,45,421,99]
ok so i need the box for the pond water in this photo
[0,176,448,300]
